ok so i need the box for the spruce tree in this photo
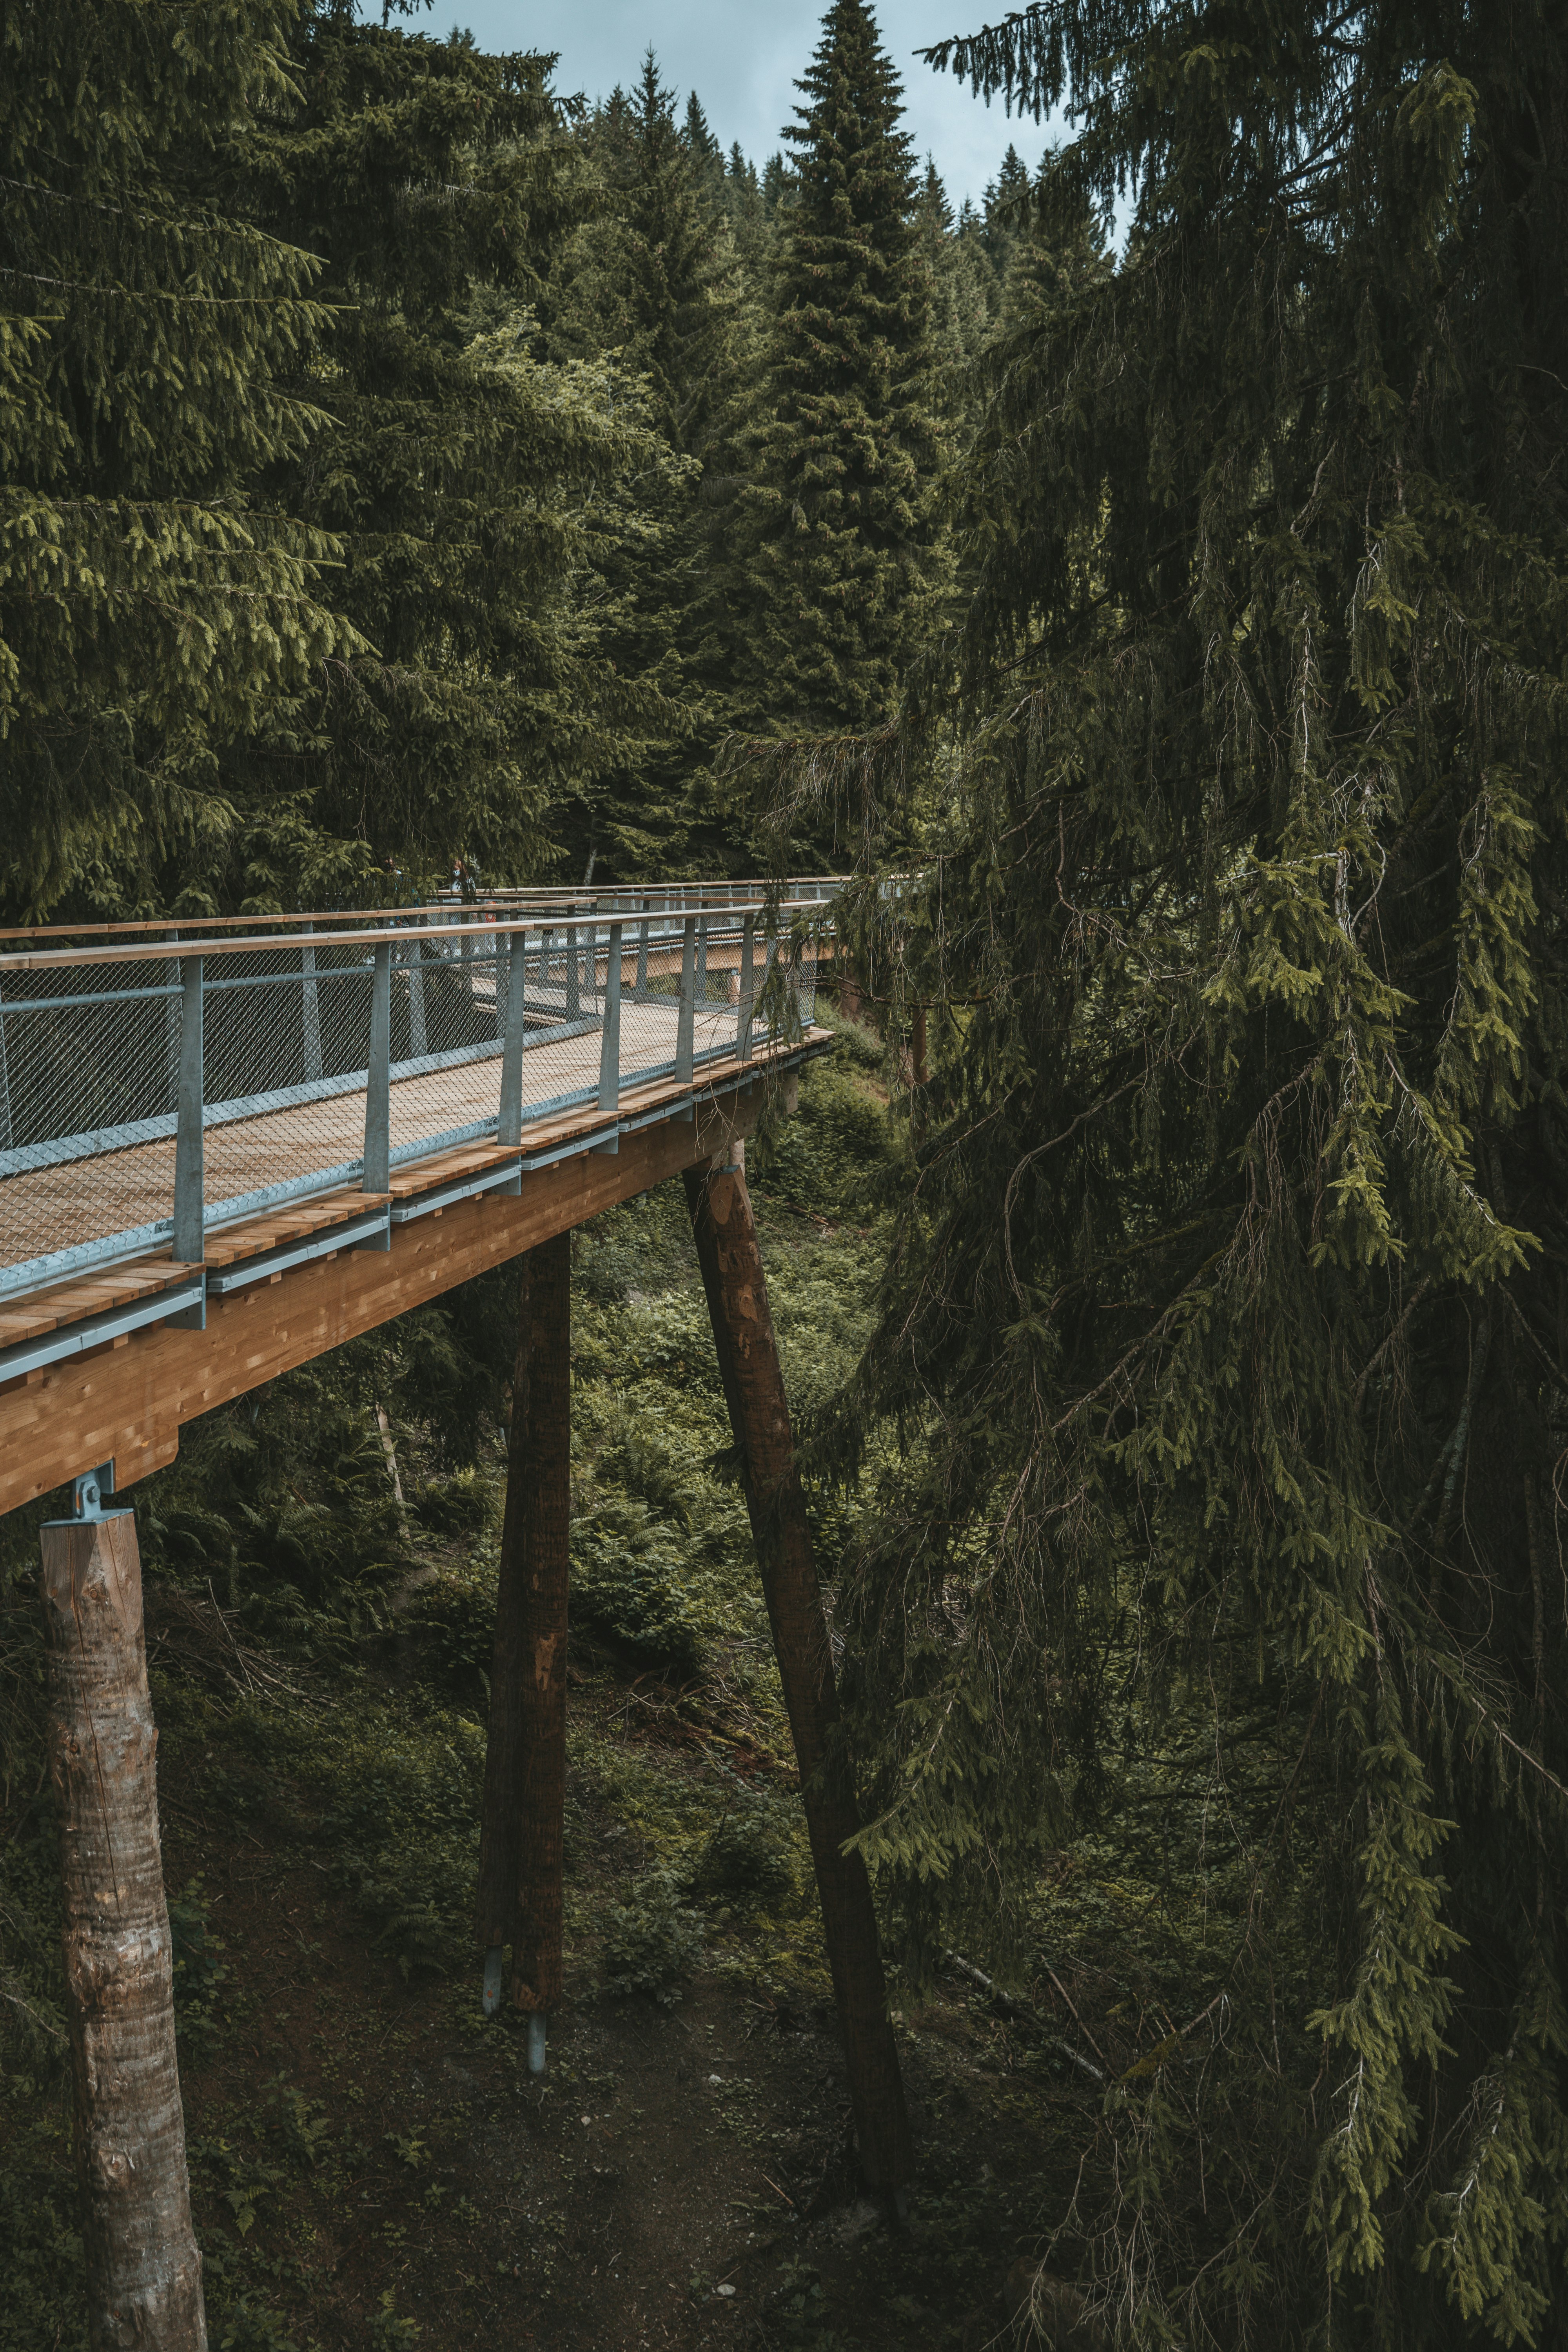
[723,142,768,267]
[979,140,1031,280]
[822,1,1568,2339]
[917,160,994,392]
[540,52,755,876]
[683,91,726,201]
[217,7,679,900]
[721,0,942,817]
[0,0,356,915]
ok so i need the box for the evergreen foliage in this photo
[541,51,753,877]
[225,6,679,900]
[718,0,943,804]
[0,0,356,916]
[917,162,994,401]
[813,2,1568,2339]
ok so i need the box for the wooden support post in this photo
[682,1162,913,2200]
[475,1232,571,2039]
[40,1495,207,2351]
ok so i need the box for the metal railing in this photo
[0,882,837,1300]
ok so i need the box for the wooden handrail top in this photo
[0,878,849,953]
[0,893,840,976]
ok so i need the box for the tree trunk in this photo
[511,1228,571,2013]
[475,1251,534,1951]
[682,1162,913,2198]
[40,1506,207,2352]
[475,1233,572,2013]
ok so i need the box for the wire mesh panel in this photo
[0,886,837,1298]
[0,953,187,1289]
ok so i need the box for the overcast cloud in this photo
[389,1,1051,207]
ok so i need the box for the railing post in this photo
[499,927,527,1147]
[493,930,509,1051]
[737,913,756,1062]
[0,978,11,1149]
[635,897,650,1003]
[598,921,622,1126]
[696,911,708,1013]
[172,957,204,1267]
[759,921,779,1046]
[301,944,323,1083]
[540,924,554,1013]
[565,904,580,1018]
[407,938,427,1060]
[163,928,181,1103]
[676,916,697,1085]
[365,940,391,1194]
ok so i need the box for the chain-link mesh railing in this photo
[0,886,834,1298]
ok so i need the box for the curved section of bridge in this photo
[0,882,837,1514]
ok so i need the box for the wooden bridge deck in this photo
[0,885,839,1517]
[0,992,744,1269]
[0,1037,820,1516]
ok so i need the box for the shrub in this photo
[599,1869,704,2004]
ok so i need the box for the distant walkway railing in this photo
[0,882,838,1300]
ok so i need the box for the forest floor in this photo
[1,1020,1105,2352]
[136,1658,1078,2352]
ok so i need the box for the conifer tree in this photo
[723,142,768,266]
[218,7,679,900]
[979,140,1030,280]
[0,0,356,916]
[683,91,726,201]
[760,151,793,217]
[540,51,755,875]
[721,0,942,814]
[821,1,1568,2339]
[917,160,993,390]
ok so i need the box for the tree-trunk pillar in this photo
[475,1232,571,2040]
[40,1501,207,2352]
[682,1161,912,2198]
[510,1227,570,2020]
[475,1253,532,1964]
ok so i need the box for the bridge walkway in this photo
[0,885,834,1512]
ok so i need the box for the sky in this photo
[399,2,1053,209]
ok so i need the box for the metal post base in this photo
[528,2012,547,2074]
[482,1945,504,2017]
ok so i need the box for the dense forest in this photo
[5,0,1568,2346]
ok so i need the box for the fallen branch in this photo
[942,1949,1105,2084]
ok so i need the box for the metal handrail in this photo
[0,883,834,1303]
[0,878,846,965]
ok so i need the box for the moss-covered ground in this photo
[0,1022,1087,2351]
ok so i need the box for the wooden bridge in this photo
[20,880,913,2352]
[0,884,833,1511]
